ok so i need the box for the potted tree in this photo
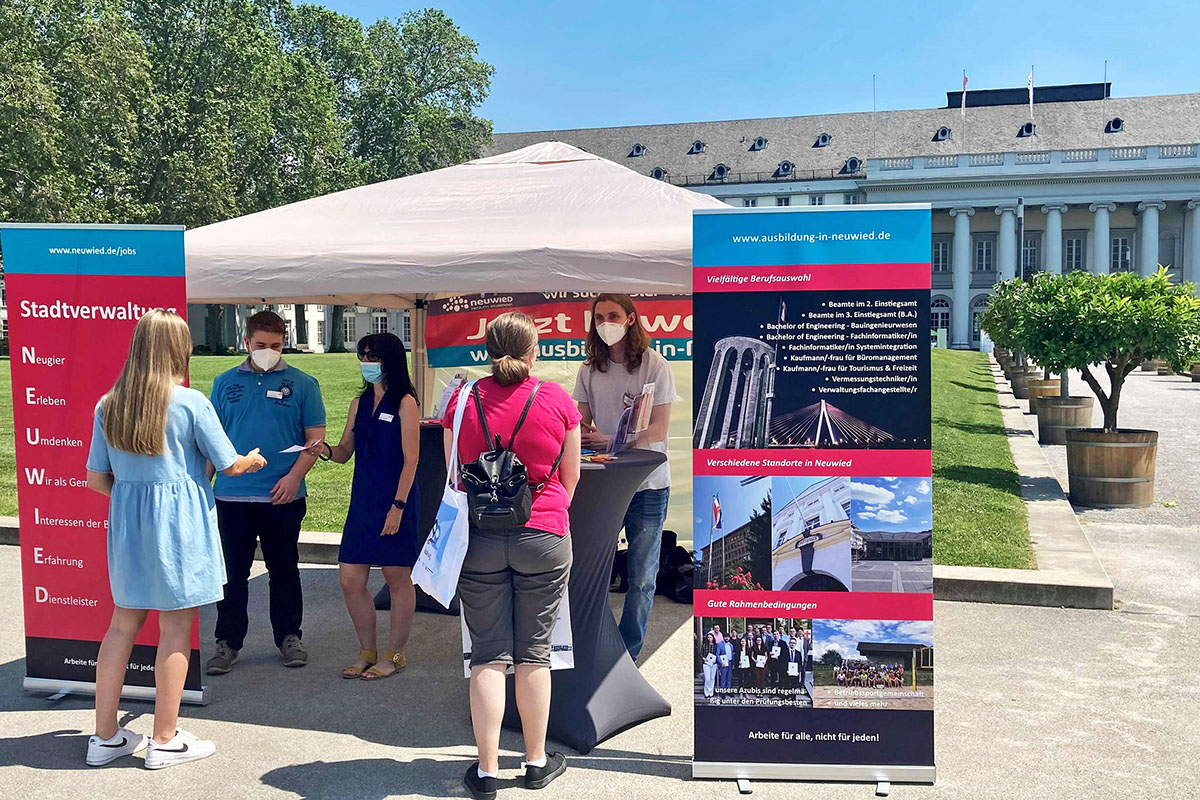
[1018,269,1200,507]
[980,280,1039,393]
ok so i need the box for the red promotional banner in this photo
[0,224,204,700]
[425,292,692,367]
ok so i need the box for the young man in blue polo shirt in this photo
[205,310,326,674]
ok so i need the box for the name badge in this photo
[379,412,395,423]
[266,390,284,399]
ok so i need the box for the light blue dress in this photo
[86,387,239,610]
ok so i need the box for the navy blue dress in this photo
[339,390,421,566]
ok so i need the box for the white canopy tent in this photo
[185,142,723,540]
[185,141,728,306]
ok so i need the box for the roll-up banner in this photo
[691,205,934,785]
[0,224,207,703]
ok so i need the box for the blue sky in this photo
[693,475,769,551]
[325,0,1198,132]
[850,477,932,533]
[813,619,933,661]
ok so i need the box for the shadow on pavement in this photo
[1,563,690,762]
[260,749,690,799]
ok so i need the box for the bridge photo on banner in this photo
[690,204,935,785]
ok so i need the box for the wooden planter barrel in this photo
[1065,429,1157,508]
[1140,360,1159,372]
[1010,368,1041,399]
[1192,363,1200,383]
[1026,379,1061,414]
[1156,367,1176,376]
[1037,396,1094,444]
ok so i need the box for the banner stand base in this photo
[24,677,210,706]
[692,762,934,785]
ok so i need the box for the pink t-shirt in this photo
[442,376,581,536]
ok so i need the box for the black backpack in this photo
[459,380,564,530]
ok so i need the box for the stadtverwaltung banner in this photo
[0,224,207,703]
[691,205,935,784]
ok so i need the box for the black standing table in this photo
[502,448,672,754]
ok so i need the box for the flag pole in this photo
[872,73,877,158]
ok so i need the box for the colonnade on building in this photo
[936,199,1200,349]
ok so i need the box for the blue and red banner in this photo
[425,292,692,367]
[691,205,934,784]
[0,224,205,701]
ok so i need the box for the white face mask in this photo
[596,321,628,347]
[250,348,281,371]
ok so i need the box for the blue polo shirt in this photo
[211,359,326,500]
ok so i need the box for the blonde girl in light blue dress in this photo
[84,310,266,770]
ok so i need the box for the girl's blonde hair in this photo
[102,309,193,455]
[486,312,539,386]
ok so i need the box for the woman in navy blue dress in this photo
[310,332,421,680]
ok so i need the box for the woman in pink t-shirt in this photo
[442,311,581,799]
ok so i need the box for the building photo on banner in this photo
[691,204,935,784]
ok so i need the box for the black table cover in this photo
[374,422,458,615]
[501,448,672,754]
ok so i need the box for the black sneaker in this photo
[524,752,567,790]
[464,762,497,800]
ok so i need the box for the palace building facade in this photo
[490,82,1200,349]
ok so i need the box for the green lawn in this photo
[0,349,1033,568]
[931,349,1033,569]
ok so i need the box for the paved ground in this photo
[1,371,1197,798]
[852,559,934,594]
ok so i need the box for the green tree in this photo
[745,491,772,590]
[821,649,844,667]
[1017,269,1200,432]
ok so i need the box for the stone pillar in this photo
[995,206,1018,281]
[1042,204,1067,275]
[1089,203,1116,273]
[949,207,974,349]
[1187,200,1200,286]
[1137,201,1166,276]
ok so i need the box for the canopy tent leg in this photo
[413,296,429,409]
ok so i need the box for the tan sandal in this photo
[361,650,405,681]
[342,648,377,679]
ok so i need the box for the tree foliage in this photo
[0,0,494,227]
[1010,269,1200,432]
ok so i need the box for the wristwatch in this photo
[391,499,406,510]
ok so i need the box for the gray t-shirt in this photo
[572,348,677,491]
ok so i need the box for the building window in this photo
[971,296,990,343]
[2,318,7,339]
[1064,234,1086,272]
[809,195,824,206]
[742,198,757,208]
[1022,233,1041,279]
[843,193,862,204]
[316,319,326,346]
[932,238,951,273]
[343,312,357,344]
[973,238,994,272]
[1,279,5,307]
[776,197,790,207]
[931,297,950,333]
[284,320,293,347]
[1111,234,1133,272]
[372,308,389,334]
[401,309,412,344]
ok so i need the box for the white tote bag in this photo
[412,381,474,609]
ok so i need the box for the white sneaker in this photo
[143,729,216,770]
[86,727,147,766]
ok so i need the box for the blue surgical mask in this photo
[360,362,384,384]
